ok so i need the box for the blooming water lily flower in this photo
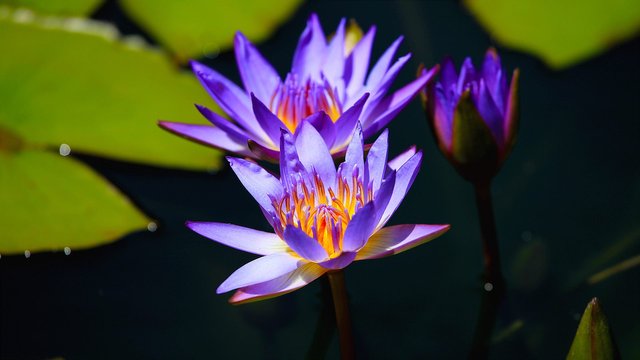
[421,48,519,182]
[160,14,437,161]
[187,123,449,303]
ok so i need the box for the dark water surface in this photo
[2,1,639,359]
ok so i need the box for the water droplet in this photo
[147,222,158,232]
[521,230,533,242]
[59,143,71,156]
[24,250,31,258]
[202,45,220,59]
[484,282,494,292]
[64,247,71,255]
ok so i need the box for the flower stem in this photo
[306,276,336,360]
[473,181,504,288]
[327,270,355,360]
[469,180,505,359]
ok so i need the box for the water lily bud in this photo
[567,298,621,360]
[421,48,519,183]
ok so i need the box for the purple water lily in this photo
[187,123,449,304]
[422,48,519,182]
[160,14,437,161]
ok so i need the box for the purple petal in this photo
[227,157,283,213]
[294,122,336,186]
[322,18,346,82]
[475,80,505,146]
[365,53,412,113]
[279,131,307,191]
[319,251,357,270]
[365,36,403,89]
[332,93,370,151]
[433,84,454,151]
[440,57,458,92]
[344,26,376,97]
[306,111,336,150]
[251,93,286,147]
[190,61,252,126]
[283,226,328,262]
[378,151,422,228]
[387,145,416,170]
[229,262,326,304]
[456,57,476,93]
[187,222,287,255]
[482,48,507,113]
[234,32,281,102]
[344,122,364,177]
[372,170,396,228]
[217,253,302,293]
[195,104,250,142]
[158,121,253,157]
[342,202,377,252]
[355,224,450,260]
[248,140,280,162]
[292,14,327,81]
[362,67,436,138]
[365,129,389,192]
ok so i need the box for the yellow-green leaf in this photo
[464,0,640,69]
[0,149,149,255]
[567,298,621,360]
[0,0,103,16]
[119,0,304,63]
[0,8,221,170]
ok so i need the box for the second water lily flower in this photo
[161,14,437,161]
[421,48,519,182]
[187,123,449,303]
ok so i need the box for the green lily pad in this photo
[567,298,621,360]
[0,0,103,16]
[0,146,149,255]
[464,0,640,69]
[0,7,221,170]
[119,0,304,62]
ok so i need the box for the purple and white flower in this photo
[160,14,437,161]
[187,123,449,304]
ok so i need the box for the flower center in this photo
[268,73,342,133]
[271,167,373,258]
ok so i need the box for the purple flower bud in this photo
[421,48,519,182]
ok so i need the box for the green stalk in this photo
[469,180,505,359]
[327,270,355,360]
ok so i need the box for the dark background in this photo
[2,0,639,358]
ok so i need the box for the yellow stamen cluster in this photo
[271,170,373,258]
[269,74,342,133]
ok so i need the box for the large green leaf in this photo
[0,7,221,170]
[0,147,149,255]
[119,0,303,62]
[464,0,640,69]
[0,0,103,16]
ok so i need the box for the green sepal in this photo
[567,298,621,360]
[451,90,500,183]
[501,68,520,167]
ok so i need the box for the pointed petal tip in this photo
[189,59,207,73]
[225,155,237,166]
[234,30,247,41]
[216,283,229,294]
[485,47,499,60]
